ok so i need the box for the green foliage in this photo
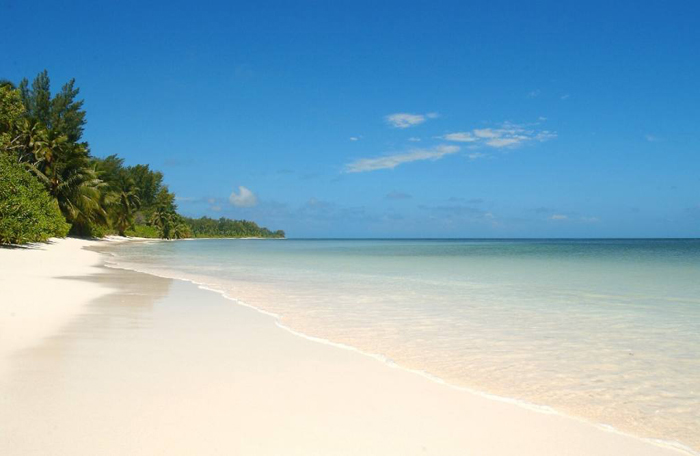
[147,187,192,239]
[94,155,141,235]
[124,224,160,238]
[127,164,163,208]
[2,70,284,244]
[28,145,107,237]
[13,71,105,236]
[0,154,70,244]
[0,85,24,153]
[183,216,285,238]
[18,70,86,143]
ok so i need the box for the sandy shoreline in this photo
[0,238,114,377]
[0,238,692,455]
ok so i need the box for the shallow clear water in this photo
[108,239,700,451]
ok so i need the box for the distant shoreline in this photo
[183,236,286,240]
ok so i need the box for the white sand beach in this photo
[0,239,692,455]
[0,238,114,377]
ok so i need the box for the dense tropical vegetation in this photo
[0,153,70,244]
[184,216,285,238]
[0,71,284,244]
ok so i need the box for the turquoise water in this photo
[109,239,700,451]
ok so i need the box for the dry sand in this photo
[0,239,691,455]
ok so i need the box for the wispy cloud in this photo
[229,186,258,207]
[419,204,501,228]
[527,89,541,98]
[296,198,379,224]
[345,145,459,173]
[349,136,361,141]
[173,195,230,213]
[560,94,570,100]
[468,152,488,160]
[385,191,412,200]
[175,196,199,202]
[385,112,439,129]
[686,205,700,218]
[549,214,599,223]
[443,132,479,143]
[444,122,556,149]
[645,134,660,142]
[450,197,485,204]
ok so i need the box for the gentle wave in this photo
[100,251,699,456]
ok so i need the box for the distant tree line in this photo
[183,216,285,238]
[0,71,284,244]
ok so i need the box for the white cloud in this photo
[485,137,523,147]
[527,89,541,98]
[645,134,660,142]
[345,145,460,173]
[444,132,478,142]
[444,122,556,149]
[385,112,439,129]
[349,136,361,141]
[550,214,568,220]
[473,129,504,139]
[468,152,488,160]
[580,216,600,223]
[408,137,422,142]
[229,186,258,207]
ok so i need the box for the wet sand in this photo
[0,240,691,455]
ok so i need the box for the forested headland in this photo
[0,71,284,244]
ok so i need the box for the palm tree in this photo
[112,182,141,236]
[149,187,180,239]
[26,135,107,236]
[170,221,191,239]
[150,205,174,239]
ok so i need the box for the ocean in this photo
[107,238,700,452]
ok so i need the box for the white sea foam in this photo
[100,239,700,455]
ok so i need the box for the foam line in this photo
[100,254,698,456]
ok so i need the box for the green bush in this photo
[83,223,118,239]
[124,224,160,238]
[0,154,70,244]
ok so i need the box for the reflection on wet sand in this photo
[4,267,172,386]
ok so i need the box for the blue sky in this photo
[3,0,699,237]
